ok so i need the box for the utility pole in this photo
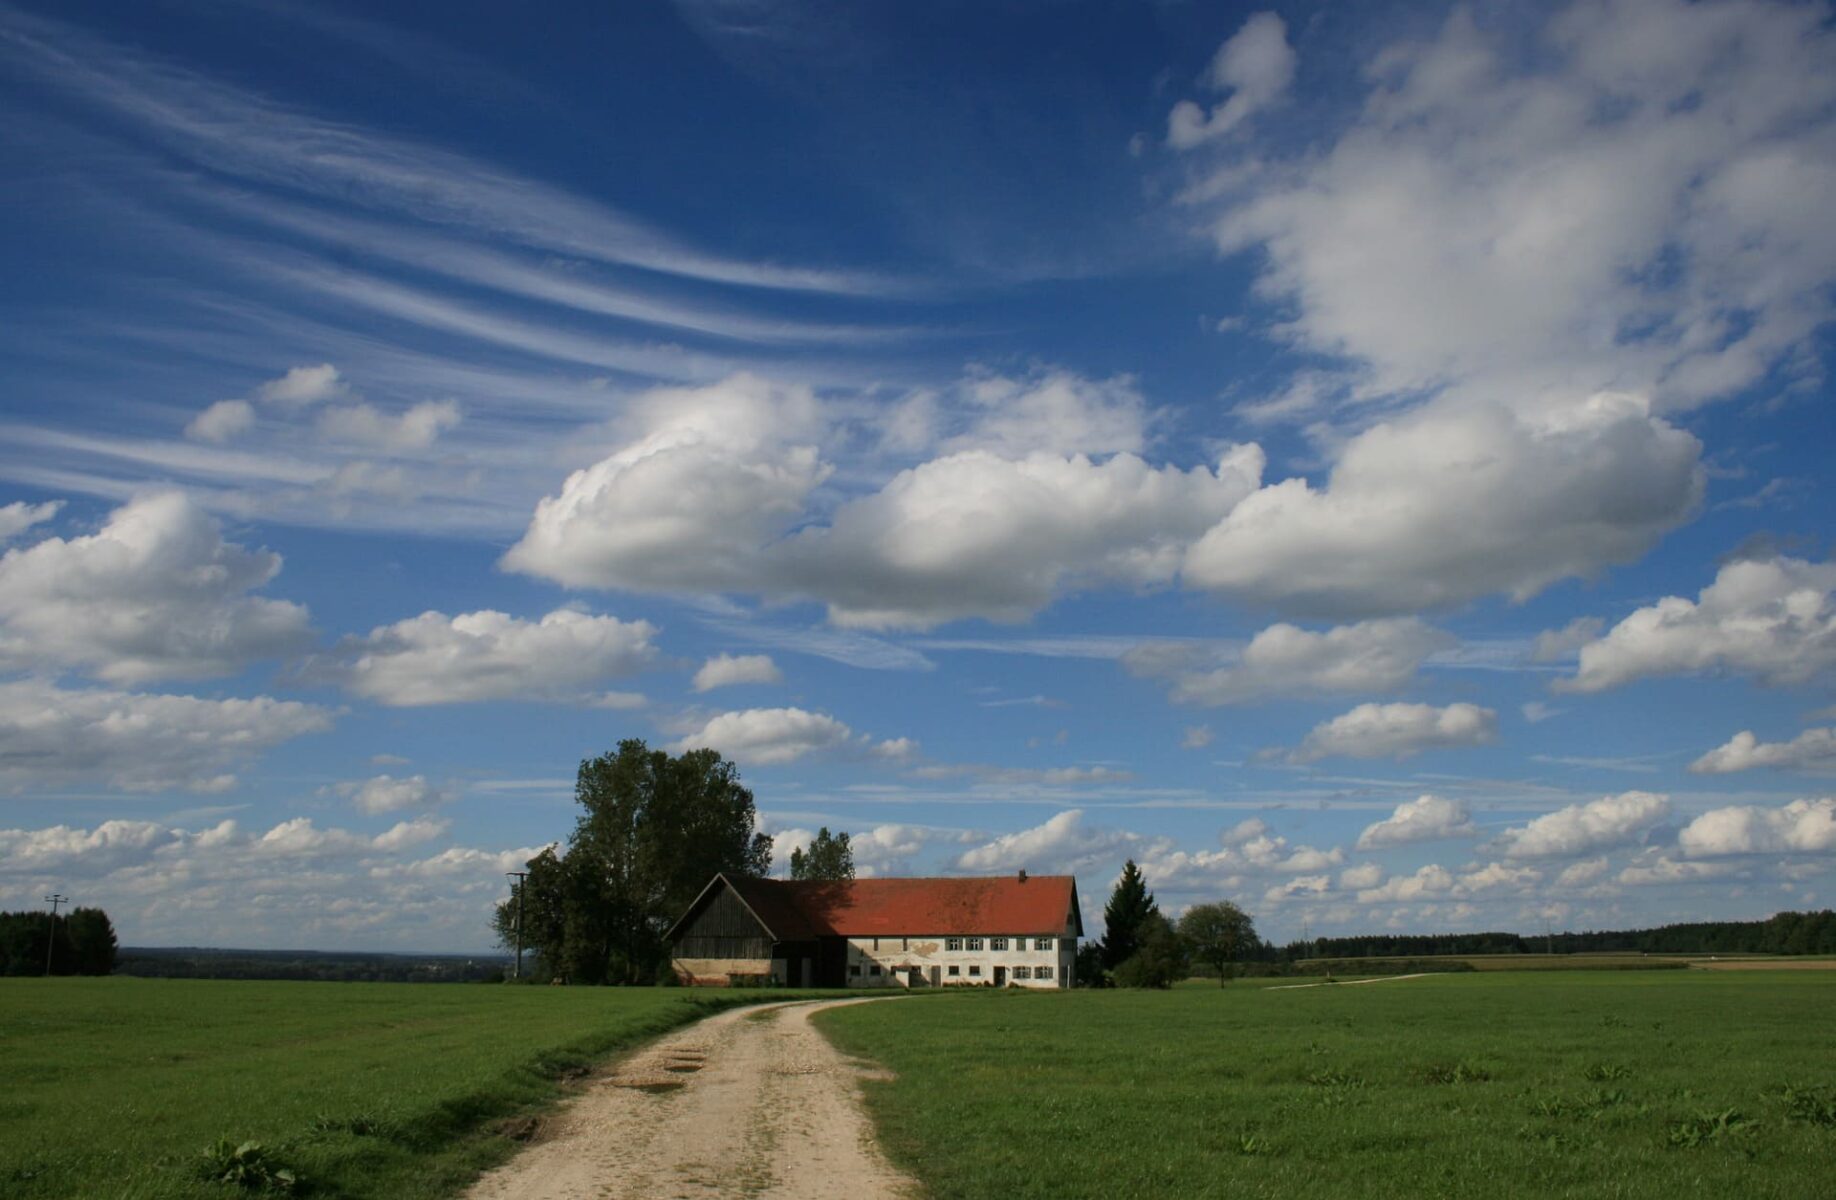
[506,872,527,980]
[43,894,66,977]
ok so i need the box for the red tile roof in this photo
[719,873,1081,939]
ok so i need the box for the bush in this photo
[196,1140,298,1192]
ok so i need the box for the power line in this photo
[43,894,67,977]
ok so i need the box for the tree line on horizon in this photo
[0,908,117,976]
[1280,909,1836,960]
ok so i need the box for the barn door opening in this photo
[994,966,1007,987]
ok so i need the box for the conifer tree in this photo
[1100,859,1160,972]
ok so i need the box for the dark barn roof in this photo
[668,873,1082,942]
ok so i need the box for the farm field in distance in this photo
[817,970,1836,1200]
[0,978,839,1200]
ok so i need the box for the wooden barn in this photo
[666,871,1081,988]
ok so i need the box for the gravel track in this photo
[464,998,918,1200]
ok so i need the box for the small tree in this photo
[65,907,118,976]
[1178,901,1257,985]
[1112,913,1187,989]
[790,827,855,881]
[1100,860,1160,972]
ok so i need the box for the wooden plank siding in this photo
[674,883,773,960]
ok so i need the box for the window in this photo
[990,937,1008,951]
[1013,937,1029,951]
[947,965,960,976]
[1035,966,1053,980]
[966,937,984,951]
[869,964,882,976]
[1035,936,1055,950]
[1012,966,1031,980]
[945,937,963,952]
[849,965,861,977]
[968,965,981,977]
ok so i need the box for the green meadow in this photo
[0,978,833,1200]
[817,971,1836,1200]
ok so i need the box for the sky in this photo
[1,0,1833,953]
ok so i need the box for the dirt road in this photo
[464,999,919,1200]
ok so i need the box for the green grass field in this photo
[817,971,1836,1199]
[0,978,831,1200]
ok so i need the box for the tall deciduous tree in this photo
[1178,901,1257,985]
[495,740,772,984]
[790,828,855,881]
[1100,859,1160,972]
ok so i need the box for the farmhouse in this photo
[667,871,1082,988]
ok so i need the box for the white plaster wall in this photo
[844,934,1075,988]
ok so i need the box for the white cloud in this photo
[1617,857,1737,887]
[1563,557,1836,692]
[316,400,461,450]
[1337,862,1383,891]
[331,607,657,705]
[954,809,1137,875]
[1356,794,1476,849]
[1357,864,1455,904]
[1533,618,1606,663]
[0,500,61,541]
[1262,873,1330,907]
[1183,397,1703,618]
[1127,618,1450,706]
[0,819,174,875]
[1495,791,1670,860]
[1456,861,1542,894]
[185,399,256,443]
[1286,702,1496,763]
[1180,724,1214,750]
[0,491,312,683]
[257,364,349,409]
[502,373,830,594]
[668,706,904,766]
[1186,0,1836,412]
[338,774,448,815]
[0,678,335,793]
[1677,797,1836,857]
[1520,701,1562,724]
[941,369,1148,459]
[907,762,1132,787]
[692,653,783,692]
[505,371,1268,631]
[782,444,1264,630]
[1554,858,1611,889]
[256,815,448,858]
[1690,728,1836,775]
[1167,12,1295,149]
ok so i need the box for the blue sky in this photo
[2,0,1833,952]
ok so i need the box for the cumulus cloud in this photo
[185,399,255,443]
[1356,795,1476,849]
[0,819,176,876]
[256,816,447,858]
[1617,857,1737,887]
[1285,702,1496,763]
[1337,862,1383,891]
[1495,791,1671,860]
[337,774,449,815]
[1554,858,1611,889]
[316,399,461,450]
[1562,557,1836,692]
[1127,618,1450,706]
[692,653,783,692]
[940,369,1148,459]
[0,500,61,541]
[1690,728,1836,775]
[505,371,1270,631]
[781,444,1264,630]
[502,373,829,594]
[1357,864,1455,904]
[329,607,657,705]
[1677,797,1836,857]
[1185,0,1836,412]
[0,491,312,683]
[954,809,1137,875]
[1183,397,1703,617]
[0,678,335,793]
[668,706,906,766]
[258,364,350,409]
[1167,12,1295,149]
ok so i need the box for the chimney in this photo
[1017,869,1028,883]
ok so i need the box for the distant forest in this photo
[115,947,511,984]
[1278,909,1836,960]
